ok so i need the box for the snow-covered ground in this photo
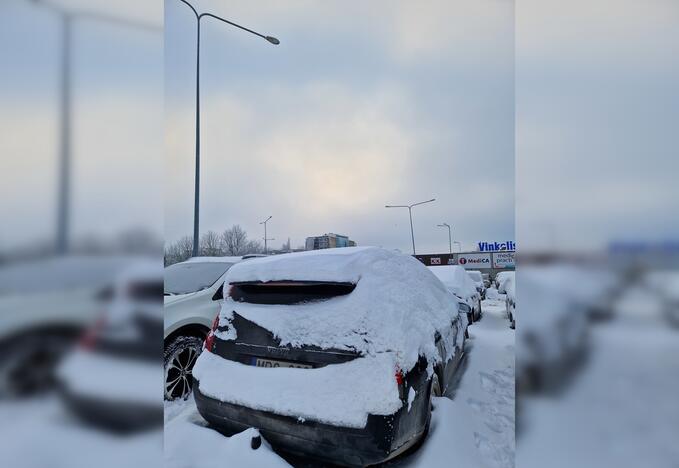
[164,294,515,468]
[0,396,162,468]
[518,284,679,468]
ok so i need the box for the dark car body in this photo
[58,264,163,432]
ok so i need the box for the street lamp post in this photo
[176,0,279,257]
[437,223,452,254]
[260,216,274,254]
[454,241,462,253]
[385,199,436,255]
[31,0,160,254]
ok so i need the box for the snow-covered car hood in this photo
[219,247,463,374]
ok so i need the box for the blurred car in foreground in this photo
[516,268,589,394]
[57,260,163,431]
[192,247,466,466]
[643,270,679,327]
[428,265,482,324]
[163,256,243,400]
[0,256,136,398]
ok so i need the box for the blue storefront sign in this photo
[478,241,515,252]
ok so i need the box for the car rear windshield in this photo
[229,281,356,305]
[164,262,234,295]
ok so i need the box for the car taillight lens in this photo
[79,315,106,350]
[204,333,214,352]
[204,315,220,352]
[395,368,404,386]
[395,366,406,401]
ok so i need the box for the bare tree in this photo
[244,239,265,255]
[164,236,194,266]
[200,230,222,257]
[220,225,250,255]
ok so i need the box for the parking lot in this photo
[164,294,515,468]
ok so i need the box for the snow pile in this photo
[221,247,462,372]
[485,287,503,301]
[427,265,478,305]
[193,350,402,428]
[165,402,290,468]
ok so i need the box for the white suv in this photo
[163,256,243,400]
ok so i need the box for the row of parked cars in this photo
[0,247,503,466]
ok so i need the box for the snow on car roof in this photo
[427,265,478,300]
[183,256,244,264]
[225,246,374,284]
[222,247,462,372]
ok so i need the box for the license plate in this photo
[252,357,312,369]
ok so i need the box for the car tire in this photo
[0,332,75,398]
[164,335,204,401]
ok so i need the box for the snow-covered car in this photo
[428,265,482,324]
[481,272,491,289]
[644,270,679,327]
[164,256,243,400]
[57,260,163,431]
[534,265,618,321]
[495,271,514,293]
[467,270,486,298]
[516,267,589,393]
[192,247,466,466]
[0,255,137,397]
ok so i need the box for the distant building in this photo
[305,233,356,250]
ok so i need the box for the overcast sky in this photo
[0,0,163,250]
[516,0,679,251]
[165,0,515,254]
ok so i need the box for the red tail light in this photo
[204,333,214,352]
[204,315,220,351]
[395,366,406,401]
[79,315,106,350]
[395,367,404,386]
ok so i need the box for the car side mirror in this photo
[212,284,224,301]
[458,303,471,314]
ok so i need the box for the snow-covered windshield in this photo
[164,262,234,295]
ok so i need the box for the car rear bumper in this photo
[194,383,424,467]
[59,385,162,431]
